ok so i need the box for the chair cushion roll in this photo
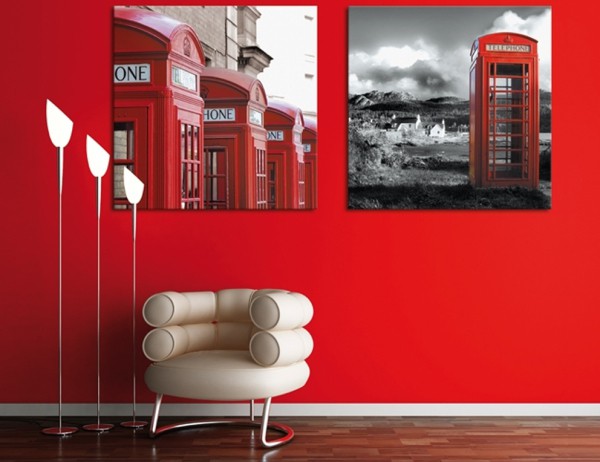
[216,289,255,322]
[249,292,313,330]
[143,292,190,328]
[182,291,217,323]
[143,324,216,361]
[143,326,188,362]
[143,291,216,328]
[249,328,313,367]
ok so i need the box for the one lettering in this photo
[114,64,151,83]
[268,131,284,141]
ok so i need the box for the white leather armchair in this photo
[142,288,313,447]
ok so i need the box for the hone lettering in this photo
[204,108,236,122]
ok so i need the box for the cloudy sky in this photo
[349,7,551,99]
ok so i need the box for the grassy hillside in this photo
[349,90,552,132]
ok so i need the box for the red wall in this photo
[2,0,600,406]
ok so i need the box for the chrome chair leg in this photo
[148,395,294,448]
[260,397,294,448]
[250,400,255,421]
[149,393,163,437]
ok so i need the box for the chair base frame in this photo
[148,394,294,448]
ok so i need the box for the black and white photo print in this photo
[348,7,551,210]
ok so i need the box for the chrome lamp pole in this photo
[43,100,78,436]
[120,168,147,429]
[82,136,113,433]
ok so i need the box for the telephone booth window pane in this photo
[113,165,133,208]
[186,126,192,198]
[114,122,134,160]
[181,125,187,202]
[187,126,192,160]
[204,148,228,209]
[256,148,267,209]
[495,122,511,134]
[495,78,508,90]
[180,123,201,209]
[497,63,522,76]
[268,162,276,209]
[298,162,306,209]
[113,122,135,209]
[494,107,522,120]
[495,93,523,106]
[180,124,186,159]
[193,128,199,205]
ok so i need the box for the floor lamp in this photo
[83,136,113,432]
[121,168,147,429]
[43,100,78,436]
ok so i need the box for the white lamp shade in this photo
[46,99,74,148]
[123,168,144,205]
[86,135,110,178]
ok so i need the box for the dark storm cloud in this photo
[348,6,550,99]
[348,6,546,55]
[362,60,458,95]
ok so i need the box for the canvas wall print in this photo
[113,6,317,210]
[348,7,551,209]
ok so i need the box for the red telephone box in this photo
[264,100,305,209]
[469,32,539,188]
[113,7,205,209]
[200,68,268,209]
[302,117,317,209]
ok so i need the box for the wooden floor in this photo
[1,416,600,461]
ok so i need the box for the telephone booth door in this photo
[200,68,268,209]
[469,32,539,189]
[488,62,531,181]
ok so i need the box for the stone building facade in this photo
[133,6,272,76]
[121,5,316,117]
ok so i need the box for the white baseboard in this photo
[2,403,600,417]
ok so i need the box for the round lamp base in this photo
[42,426,78,436]
[121,420,147,429]
[83,423,114,432]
